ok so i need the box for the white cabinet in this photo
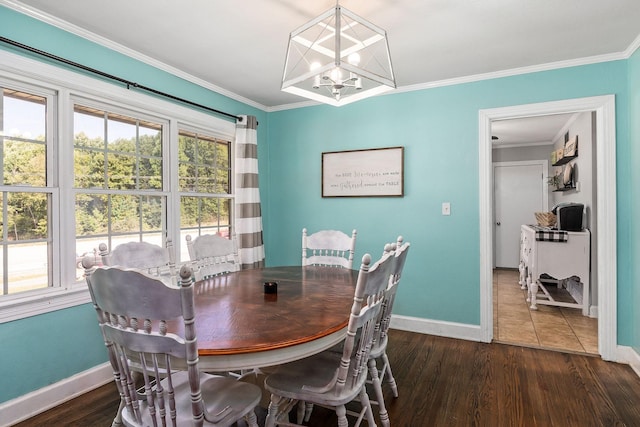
[519,224,590,315]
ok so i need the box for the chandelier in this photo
[281,3,396,106]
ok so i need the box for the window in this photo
[0,49,237,322]
[0,85,55,296]
[73,104,168,279]
[178,129,232,260]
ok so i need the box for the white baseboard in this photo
[0,362,113,427]
[390,314,483,342]
[616,345,640,378]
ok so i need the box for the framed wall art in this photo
[564,135,578,157]
[322,146,404,197]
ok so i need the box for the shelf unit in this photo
[552,154,578,167]
[550,147,578,191]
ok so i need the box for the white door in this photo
[494,161,547,268]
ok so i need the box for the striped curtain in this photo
[234,115,265,269]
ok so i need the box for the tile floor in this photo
[493,268,598,354]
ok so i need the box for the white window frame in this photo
[0,48,236,323]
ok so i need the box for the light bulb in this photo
[330,68,342,82]
[310,62,322,89]
[348,53,361,66]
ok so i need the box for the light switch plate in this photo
[442,202,451,216]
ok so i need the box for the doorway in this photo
[478,96,617,361]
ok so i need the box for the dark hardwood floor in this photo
[14,329,640,426]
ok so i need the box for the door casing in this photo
[478,95,617,361]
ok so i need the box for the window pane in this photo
[139,123,162,157]
[111,194,140,233]
[7,192,49,241]
[3,89,46,139]
[217,142,230,169]
[197,138,216,165]
[141,195,163,232]
[74,109,104,147]
[179,164,196,192]
[107,117,136,152]
[197,166,216,193]
[179,134,196,163]
[2,89,48,187]
[75,193,108,236]
[107,153,136,189]
[217,168,230,194]
[3,138,46,186]
[8,242,49,294]
[139,157,162,190]
[180,196,199,228]
[74,148,105,188]
[180,196,231,230]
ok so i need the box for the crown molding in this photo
[395,51,627,96]
[4,0,639,113]
[1,0,268,112]
[624,32,640,58]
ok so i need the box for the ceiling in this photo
[5,1,639,146]
[491,114,577,147]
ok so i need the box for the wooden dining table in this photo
[173,266,359,371]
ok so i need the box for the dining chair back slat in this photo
[99,238,177,280]
[302,228,357,269]
[186,233,240,280]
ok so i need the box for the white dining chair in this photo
[300,236,411,427]
[84,261,262,427]
[366,236,410,426]
[99,238,177,280]
[302,228,357,269]
[186,232,240,280]
[263,250,395,427]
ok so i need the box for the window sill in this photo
[0,286,92,324]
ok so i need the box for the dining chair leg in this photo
[304,402,314,422]
[111,398,124,427]
[265,395,279,427]
[266,394,297,427]
[381,352,399,398]
[368,358,390,427]
[296,400,306,424]
[336,404,349,427]
[244,410,259,427]
[359,386,378,427]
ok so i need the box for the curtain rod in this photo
[0,36,243,123]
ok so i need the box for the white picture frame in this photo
[321,146,404,197]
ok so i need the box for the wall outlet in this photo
[442,202,451,216]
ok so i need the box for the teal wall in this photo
[629,47,640,354]
[266,62,632,330]
[0,6,267,404]
[0,305,106,399]
[1,3,639,408]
